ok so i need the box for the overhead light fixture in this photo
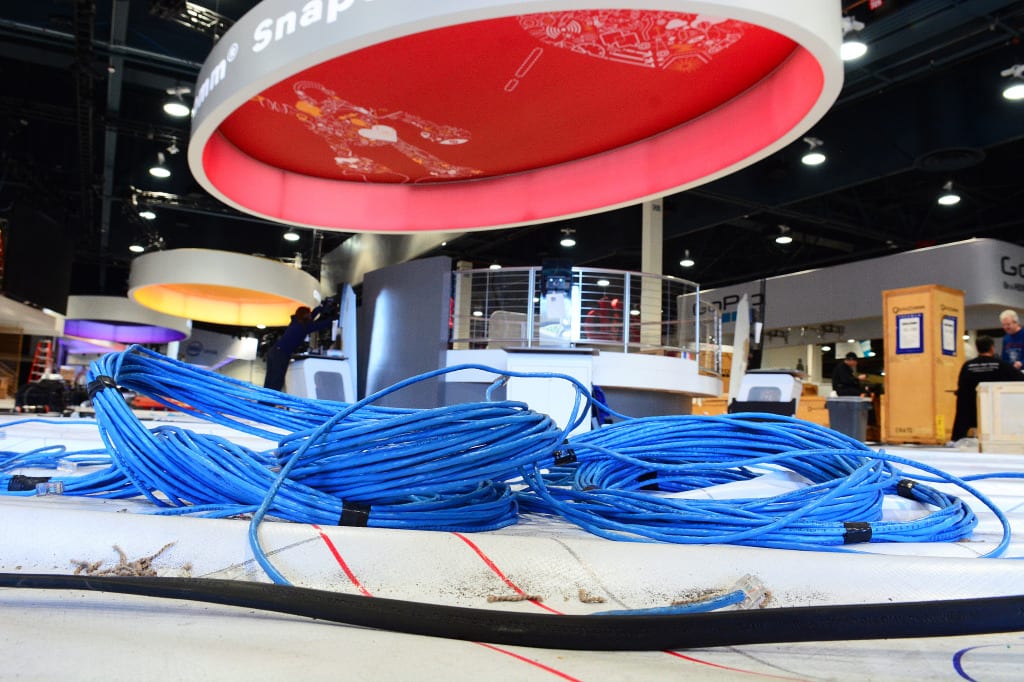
[1000,64,1024,101]
[937,180,961,206]
[800,136,826,165]
[163,86,192,117]
[489,262,502,270]
[775,225,794,245]
[138,209,157,220]
[129,243,146,254]
[679,249,695,268]
[149,152,171,178]
[283,229,300,242]
[597,279,611,287]
[560,228,576,247]
[129,248,323,326]
[840,16,867,61]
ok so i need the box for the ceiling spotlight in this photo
[129,243,145,254]
[775,225,794,245]
[283,229,300,242]
[679,249,695,268]
[800,136,826,165]
[148,152,170,178]
[489,262,502,270]
[163,86,192,117]
[840,16,867,61]
[560,228,576,247]
[1000,64,1024,100]
[138,209,156,220]
[597,279,610,287]
[937,180,961,206]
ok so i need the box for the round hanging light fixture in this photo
[128,249,322,327]
[64,295,192,344]
[188,0,842,234]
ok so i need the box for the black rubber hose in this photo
[1,572,1021,650]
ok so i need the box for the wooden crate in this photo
[881,284,963,444]
[977,381,1024,454]
[796,395,830,428]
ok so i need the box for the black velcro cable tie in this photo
[8,475,50,492]
[896,479,917,500]
[338,501,371,527]
[638,471,660,491]
[843,521,873,544]
[553,448,577,466]
[87,375,119,399]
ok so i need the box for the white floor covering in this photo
[0,413,1022,681]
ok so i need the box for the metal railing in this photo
[450,266,721,375]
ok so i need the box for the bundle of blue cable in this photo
[8,344,1001,568]
[517,412,1010,556]
[84,346,566,538]
[0,419,137,499]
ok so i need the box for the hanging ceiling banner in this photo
[189,0,843,233]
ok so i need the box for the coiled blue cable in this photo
[0,345,1012,588]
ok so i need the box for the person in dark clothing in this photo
[951,336,1024,441]
[831,351,866,396]
[263,305,336,392]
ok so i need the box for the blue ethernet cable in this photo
[0,344,1012,591]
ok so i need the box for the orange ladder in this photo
[28,340,53,382]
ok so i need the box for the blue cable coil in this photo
[0,345,1014,588]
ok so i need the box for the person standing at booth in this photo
[831,352,867,396]
[263,305,336,392]
[951,335,1023,441]
[999,309,1024,372]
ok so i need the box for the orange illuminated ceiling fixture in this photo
[128,249,322,327]
[188,0,844,234]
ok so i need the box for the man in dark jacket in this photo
[951,335,1024,441]
[831,352,866,396]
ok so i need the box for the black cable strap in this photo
[339,501,371,527]
[843,521,873,544]
[553,449,576,466]
[896,479,917,500]
[7,475,51,492]
[87,375,118,399]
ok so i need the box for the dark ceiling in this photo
[1,0,1022,322]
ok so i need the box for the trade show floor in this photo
[1,413,1021,681]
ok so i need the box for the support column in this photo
[640,199,664,348]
